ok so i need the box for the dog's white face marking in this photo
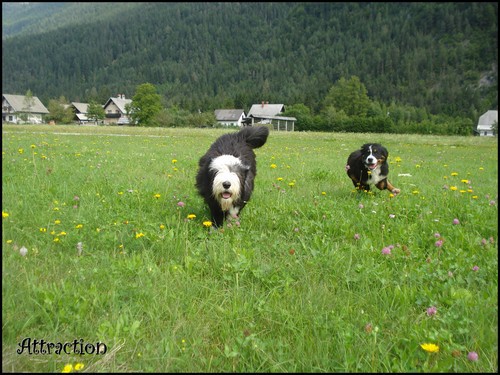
[364,145,379,170]
[210,155,246,212]
[364,145,388,185]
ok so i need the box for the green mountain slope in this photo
[2,2,497,119]
[2,2,142,40]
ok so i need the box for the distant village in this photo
[2,93,298,132]
[2,93,497,136]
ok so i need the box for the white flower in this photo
[76,242,83,256]
[19,246,28,257]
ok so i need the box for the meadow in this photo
[2,124,498,373]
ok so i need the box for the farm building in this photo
[476,110,497,136]
[2,93,49,124]
[70,102,90,124]
[247,102,296,131]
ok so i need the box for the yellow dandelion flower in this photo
[472,195,478,199]
[420,343,439,353]
[159,224,165,229]
[135,232,145,239]
[173,167,178,172]
[18,148,24,154]
[479,167,484,170]
[451,172,458,176]
[53,238,60,242]
[288,182,295,187]
[154,193,161,199]
[412,190,419,194]
[118,191,124,195]
[394,156,402,163]
[7,239,13,244]
[467,189,473,193]
[187,214,196,220]
[277,177,283,181]
[415,164,421,168]
[74,363,84,371]
[172,159,178,163]
[62,363,73,373]
[203,221,213,227]
[53,207,59,211]
[54,219,61,225]
[461,179,469,183]
[450,186,457,191]
[40,227,47,232]
[31,144,36,148]
[321,191,326,195]
[270,164,277,169]
[2,211,9,218]
[59,231,67,236]
[75,224,83,229]
[389,193,395,198]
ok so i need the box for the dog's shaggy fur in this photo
[196,126,269,227]
[346,143,400,195]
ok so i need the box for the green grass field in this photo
[2,124,498,372]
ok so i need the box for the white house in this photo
[2,93,50,124]
[214,109,246,127]
[476,110,497,136]
[103,94,132,125]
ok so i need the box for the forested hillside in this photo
[2,2,498,122]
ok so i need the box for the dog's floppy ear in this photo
[380,145,388,158]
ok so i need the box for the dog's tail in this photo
[238,126,270,149]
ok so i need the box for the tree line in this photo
[42,79,471,136]
[2,2,497,133]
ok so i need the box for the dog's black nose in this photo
[367,156,376,163]
[222,181,231,189]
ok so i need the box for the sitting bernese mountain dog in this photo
[346,143,400,195]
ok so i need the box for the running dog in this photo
[346,143,400,195]
[196,126,269,227]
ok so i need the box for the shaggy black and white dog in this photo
[196,126,270,227]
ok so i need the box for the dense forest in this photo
[2,2,498,130]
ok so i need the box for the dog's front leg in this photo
[376,179,400,195]
[208,202,225,227]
